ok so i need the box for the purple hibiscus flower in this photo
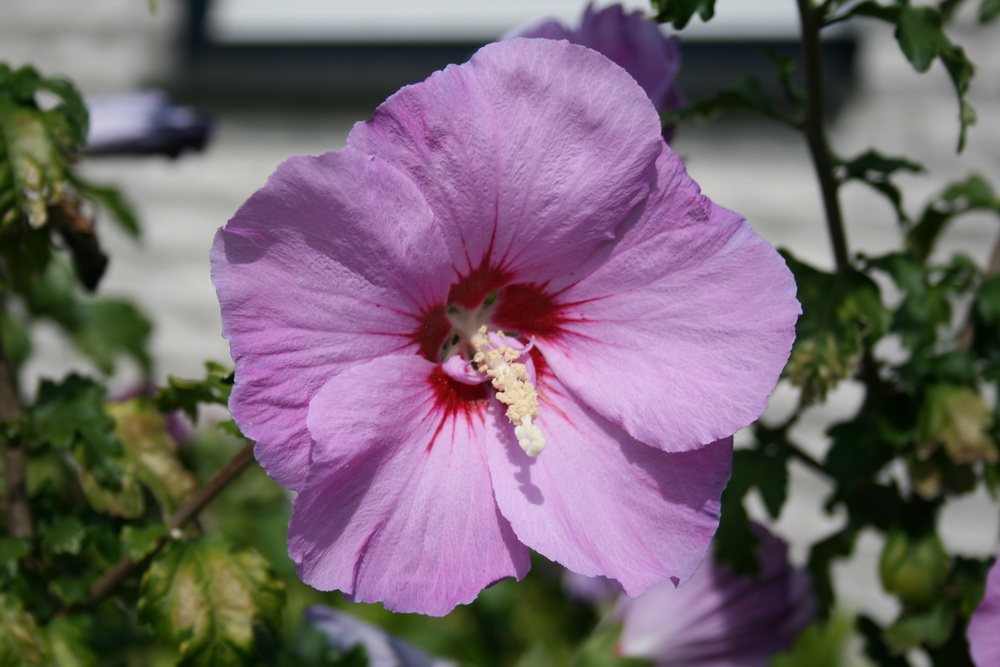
[615,525,817,666]
[212,38,798,615]
[509,3,684,124]
[968,555,1000,666]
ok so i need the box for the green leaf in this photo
[712,448,766,576]
[157,362,235,423]
[771,615,854,667]
[31,375,150,517]
[972,274,1000,365]
[783,255,890,403]
[650,0,715,28]
[0,593,49,664]
[906,175,999,262]
[938,0,967,23]
[953,556,992,618]
[75,298,153,375]
[44,616,97,667]
[939,42,977,152]
[827,1,900,25]
[0,65,87,231]
[982,0,1000,22]
[48,576,90,607]
[33,375,121,463]
[121,524,171,561]
[570,622,650,667]
[837,150,924,224]
[858,616,913,666]
[139,534,286,666]
[763,49,805,110]
[21,259,153,374]
[665,76,779,126]
[108,399,197,516]
[884,598,953,652]
[895,5,946,72]
[41,516,85,555]
[0,537,30,585]
[917,384,996,465]
[807,527,858,612]
[72,176,141,239]
[825,3,976,151]
[76,461,145,518]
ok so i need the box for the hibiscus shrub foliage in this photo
[1,0,999,665]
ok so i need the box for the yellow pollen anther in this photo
[472,326,546,456]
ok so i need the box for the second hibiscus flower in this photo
[212,38,799,615]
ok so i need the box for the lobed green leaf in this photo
[139,534,286,666]
[836,150,923,224]
[107,398,197,516]
[664,76,783,127]
[884,598,953,652]
[650,0,716,28]
[157,362,235,424]
[0,64,88,232]
[895,5,946,72]
[906,175,999,262]
[783,254,890,403]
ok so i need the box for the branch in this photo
[87,440,256,607]
[796,0,851,272]
[0,326,32,538]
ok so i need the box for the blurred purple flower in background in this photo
[613,525,816,666]
[84,90,212,158]
[509,3,684,138]
[968,555,1000,666]
[212,38,797,615]
[303,606,455,667]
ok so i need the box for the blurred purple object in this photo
[968,555,1000,666]
[562,571,621,605]
[303,606,456,667]
[84,90,212,158]
[615,525,816,666]
[509,2,684,134]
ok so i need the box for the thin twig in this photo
[796,0,851,272]
[785,440,828,478]
[0,327,32,538]
[87,440,256,607]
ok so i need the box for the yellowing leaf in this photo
[138,535,285,666]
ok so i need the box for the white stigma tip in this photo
[515,420,546,457]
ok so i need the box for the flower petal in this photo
[347,38,662,287]
[969,555,1000,667]
[485,368,731,595]
[212,148,453,489]
[290,355,530,616]
[511,147,799,452]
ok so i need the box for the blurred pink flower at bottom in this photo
[614,526,816,666]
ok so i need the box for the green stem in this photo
[796,0,851,272]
